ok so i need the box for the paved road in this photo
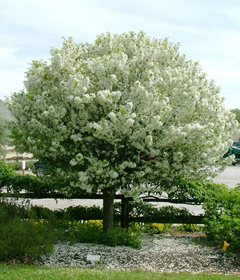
[28,166,240,213]
[213,165,240,188]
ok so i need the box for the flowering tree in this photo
[8,32,237,231]
[231,109,240,125]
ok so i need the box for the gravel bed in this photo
[36,235,240,274]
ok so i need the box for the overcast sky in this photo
[0,0,240,109]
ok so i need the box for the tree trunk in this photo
[103,189,115,232]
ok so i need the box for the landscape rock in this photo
[36,235,240,274]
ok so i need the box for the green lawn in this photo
[0,265,239,280]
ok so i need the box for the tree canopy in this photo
[231,109,240,125]
[8,32,237,197]
[0,118,7,157]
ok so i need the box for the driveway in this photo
[213,165,240,188]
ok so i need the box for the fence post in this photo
[121,196,129,229]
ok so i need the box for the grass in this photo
[0,265,240,280]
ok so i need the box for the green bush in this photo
[142,223,172,235]
[0,161,14,188]
[56,203,192,224]
[0,218,54,262]
[5,161,22,170]
[115,201,191,222]
[5,160,36,171]
[57,221,141,248]
[26,161,35,170]
[176,224,203,233]
[9,175,59,194]
[101,227,141,248]
[163,177,206,202]
[30,205,56,221]
[0,204,55,262]
[0,200,29,220]
[55,205,103,221]
[0,168,87,198]
[203,186,240,253]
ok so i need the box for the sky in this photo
[0,0,240,109]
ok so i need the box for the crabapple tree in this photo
[8,32,238,231]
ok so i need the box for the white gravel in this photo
[36,235,240,274]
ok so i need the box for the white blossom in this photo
[8,32,238,196]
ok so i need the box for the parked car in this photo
[32,161,48,177]
[223,141,240,165]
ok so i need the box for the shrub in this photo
[114,200,198,234]
[26,161,35,170]
[56,205,103,221]
[142,223,172,235]
[0,161,14,188]
[5,160,36,171]
[0,199,29,220]
[0,204,55,262]
[4,161,21,170]
[176,224,203,233]
[30,205,56,221]
[203,186,240,253]
[57,221,141,248]
[101,227,141,248]
[120,201,191,222]
[0,169,88,198]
